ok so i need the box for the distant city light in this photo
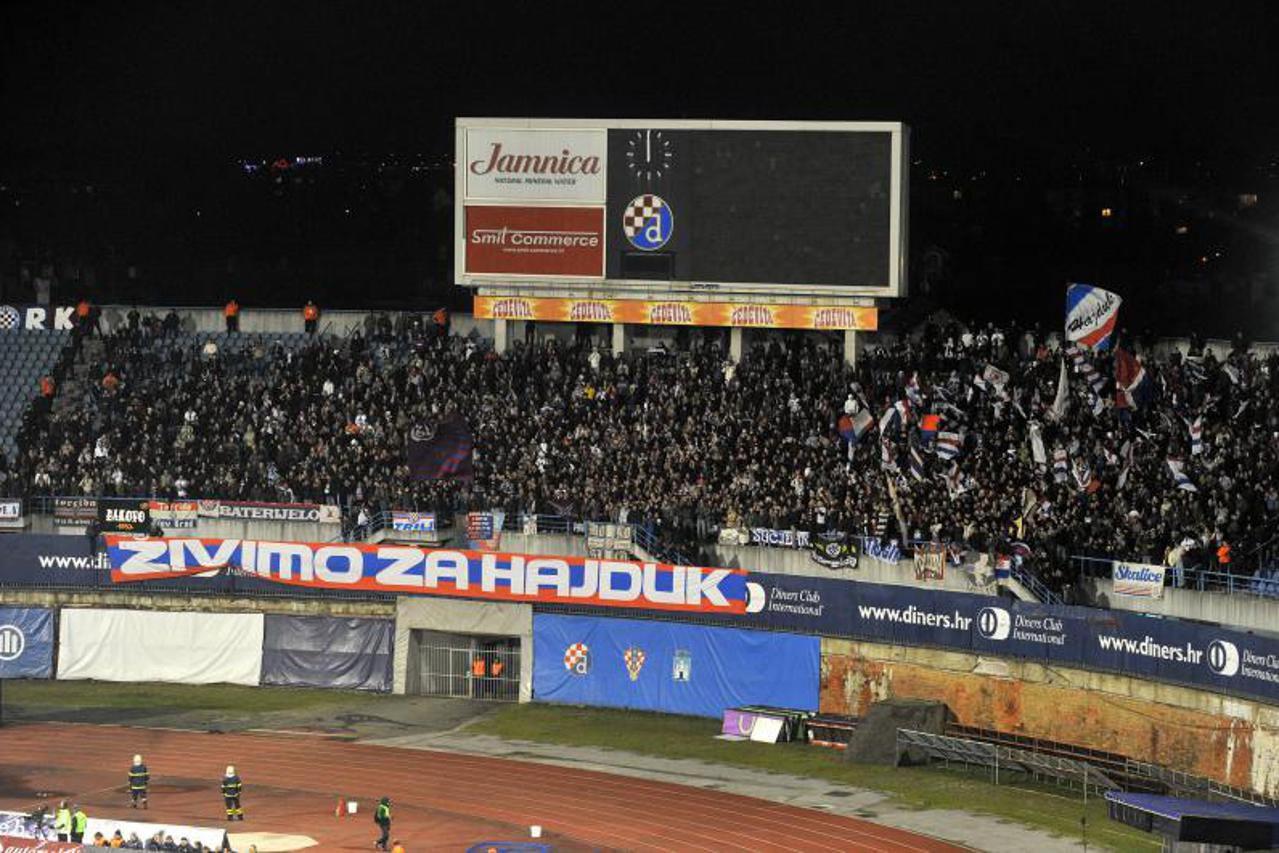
[1101,207,1113,218]
[1174,224,1189,235]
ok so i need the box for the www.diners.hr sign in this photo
[105,536,749,614]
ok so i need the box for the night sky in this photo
[2,2,1277,166]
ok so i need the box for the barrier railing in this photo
[1008,562,1062,605]
[1073,554,1279,598]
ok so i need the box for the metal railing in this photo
[1073,554,1279,599]
[897,728,1117,795]
[1009,561,1063,605]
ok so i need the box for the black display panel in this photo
[606,129,893,288]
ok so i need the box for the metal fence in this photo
[1073,554,1279,599]
[413,642,520,702]
[897,728,1117,795]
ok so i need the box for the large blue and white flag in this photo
[1065,284,1122,351]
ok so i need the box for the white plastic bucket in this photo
[347,801,359,815]
[530,825,543,839]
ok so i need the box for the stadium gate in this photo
[407,630,521,702]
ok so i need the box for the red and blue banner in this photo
[1065,283,1121,351]
[104,536,748,614]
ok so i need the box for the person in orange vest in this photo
[471,656,486,678]
[224,299,240,333]
[431,307,449,337]
[490,656,505,679]
[39,375,56,398]
[303,301,320,334]
[1218,540,1232,571]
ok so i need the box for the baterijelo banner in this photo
[104,535,750,614]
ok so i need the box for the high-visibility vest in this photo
[491,659,505,678]
[225,301,239,317]
[72,810,87,833]
[1218,544,1232,564]
[54,808,70,833]
[304,304,318,321]
[471,658,486,677]
[76,301,90,318]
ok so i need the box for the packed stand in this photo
[13,311,1279,597]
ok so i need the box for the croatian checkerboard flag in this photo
[1065,284,1121,351]
[1188,416,1203,456]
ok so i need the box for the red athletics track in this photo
[0,723,966,852]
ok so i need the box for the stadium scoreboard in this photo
[455,119,909,299]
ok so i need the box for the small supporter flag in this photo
[1167,458,1198,492]
[839,409,874,445]
[1065,283,1122,351]
[407,413,475,481]
[935,431,963,461]
[919,413,941,446]
[1114,347,1153,410]
[1188,416,1203,456]
[909,446,926,482]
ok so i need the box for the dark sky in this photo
[2,1,1278,166]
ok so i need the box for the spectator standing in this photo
[129,753,149,809]
[224,299,240,333]
[303,301,320,335]
[221,765,244,821]
[374,796,392,850]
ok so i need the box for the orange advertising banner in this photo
[473,296,877,331]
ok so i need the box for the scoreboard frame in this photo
[455,117,909,299]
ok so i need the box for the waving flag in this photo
[407,413,475,481]
[1167,458,1198,492]
[1053,448,1069,483]
[909,446,926,482]
[1188,416,1203,456]
[936,431,963,460]
[1114,347,1153,410]
[905,372,923,407]
[1065,283,1122,351]
[919,413,941,447]
[1049,358,1070,421]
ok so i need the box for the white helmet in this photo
[133,755,142,765]
[225,765,235,776]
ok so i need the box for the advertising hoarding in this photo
[464,206,605,278]
[463,127,606,202]
[472,295,877,330]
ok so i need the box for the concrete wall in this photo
[0,587,393,617]
[393,596,532,702]
[29,514,339,543]
[96,304,491,340]
[821,638,1279,797]
[1090,577,1279,637]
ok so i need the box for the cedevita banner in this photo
[104,536,748,613]
[473,295,878,331]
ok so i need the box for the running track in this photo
[0,723,966,851]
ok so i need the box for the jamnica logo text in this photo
[470,143,601,177]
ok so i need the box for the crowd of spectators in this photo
[11,311,1279,595]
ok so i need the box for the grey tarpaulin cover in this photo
[262,615,394,692]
